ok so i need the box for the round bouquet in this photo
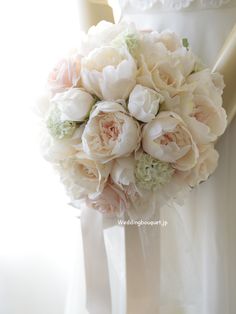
[38,21,227,218]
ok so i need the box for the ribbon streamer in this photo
[213,24,236,126]
[126,213,161,314]
[81,208,161,313]
[80,209,112,314]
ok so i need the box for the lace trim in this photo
[160,0,194,10]
[201,0,231,8]
[121,0,232,11]
[129,0,158,10]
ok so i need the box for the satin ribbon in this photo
[213,24,236,126]
[80,209,112,314]
[125,212,161,314]
[81,208,161,314]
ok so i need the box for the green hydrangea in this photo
[46,107,76,140]
[135,153,174,191]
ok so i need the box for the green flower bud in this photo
[182,38,189,50]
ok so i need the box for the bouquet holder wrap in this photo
[80,207,161,314]
[212,24,236,126]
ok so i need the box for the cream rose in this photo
[186,145,219,187]
[81,46,137,101]
[128,85,162,122]
[187,69,225,107]
[137,31,196,93]
[142,111,199,171]
[82,101,141,163]
[146,30,182,53]
[138,57,195,97]
[51,88,95,122]
[58,151,112,200]
[160,90,227,144]
[184,94,227,144]
[137,31,196,95]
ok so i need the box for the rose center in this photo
[79,164,97,179]
[101,120,120,142]
[193,105,211,124]
[160,71,174,85]
[160,132,175,145]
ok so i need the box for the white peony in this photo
[111,156,136,189]
[128,85,163,122]
[82,101,141,163]
[36,92,51,118]
[51,88,95,122]
[81,46,137,101]
[142,111,199,171]
[41,126,84,163]
[79,21,135,55]
[58,151,112,200]
[186,144,219,187]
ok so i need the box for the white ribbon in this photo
[80,208,161,314]
[124,213,161,314]
[80,209,112,314]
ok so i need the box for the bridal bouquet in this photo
[38,21,227,218]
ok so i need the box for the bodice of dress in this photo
[109,0,236,65]
[111,0,236,12]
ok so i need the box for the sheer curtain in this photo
[0,1,84,313]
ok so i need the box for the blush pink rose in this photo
[48,54,81,92]
[86,180,129,214]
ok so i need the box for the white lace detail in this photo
[201,0,231,8]
[129,0,158,10]
[121,0,232,10]
[160,0,194,10]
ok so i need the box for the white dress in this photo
[109,1,236,313]
[66,1,236,314]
